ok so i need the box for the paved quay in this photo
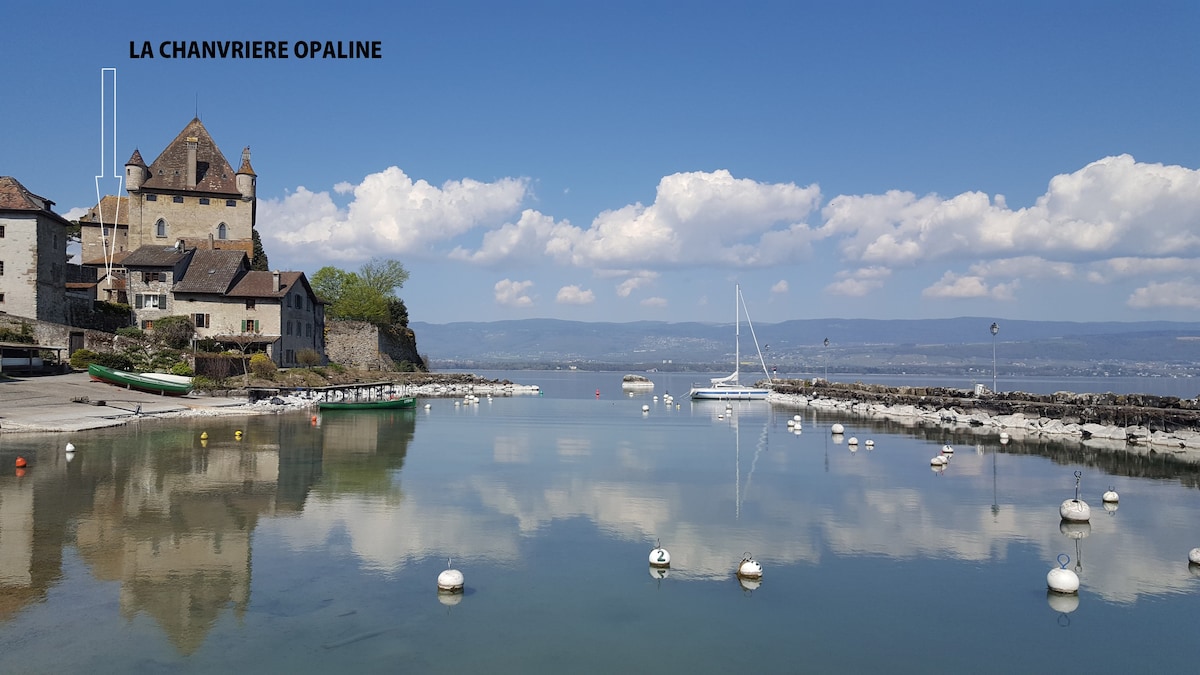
[0,371,255,433]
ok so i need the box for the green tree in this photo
[152,315,195,350]
[312,259,410,326]
[251,228,270,271]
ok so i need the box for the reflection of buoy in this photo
[311,415,318,424]
[437,559,465,593]
[65,451,75,463]
[1188,548,1200,565]
[649,566,670,581]
[201,439,208,448]
[1189,563,1200,578]
[15,468,27,478]
[1047,554,1080,593]
[1059,520,1091,539]
[1046,589,1079,614]
[1102,488,1119,503]
[999,432,1010,443]
[438,591,463,607]
[596,389,601,398]
[649,541,671,568]
[200,432,208,440]
[1102,501,1118,514]
[831,423,845,434]
[234,430,243,440]
[65,442,76,453]
[15,457,27,468]
[738,576,762,592]
[737,553,763,580]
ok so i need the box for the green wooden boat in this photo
[88,363,193,396]
[318,397,416,411]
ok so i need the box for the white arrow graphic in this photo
[94,67,123,287]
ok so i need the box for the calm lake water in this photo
[1,371,1198,673]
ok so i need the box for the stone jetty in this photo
[767,379,1200,461]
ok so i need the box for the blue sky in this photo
[5,1,1200,324]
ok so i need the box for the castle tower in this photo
[236,146,256,200]
[125,149,148,192]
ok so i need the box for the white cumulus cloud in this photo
[260,166,527,265]
[826,267,892,297]
[556,285,595,305]
[922,272,1019,300]
[494,279,535,307]
[1127,280,1200,309]
[771,280,789,294]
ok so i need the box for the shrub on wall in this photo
[93,351,135,371]
[70,348,99,369]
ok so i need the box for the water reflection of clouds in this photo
[271,414,1200,601]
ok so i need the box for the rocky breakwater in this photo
[767,379,1200,461]
[391,372,541,398]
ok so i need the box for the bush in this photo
[196,337,222,353]
[153,315,195,349]
[191,375,220,391]
[93,351,134,371]
[249,353,277,380]
[116,327,145,339]
[297,348,322,368]
[70,348,99,369]
[170,362,195,377]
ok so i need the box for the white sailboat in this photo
[689,284,772,400]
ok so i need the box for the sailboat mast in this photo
[734,284,740,382]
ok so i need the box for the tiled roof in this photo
[173,250,249,294]
[141,118,240,195]
[121,244,193,268]
[126,149,147,167]
[0,176,55,211]
[82,250,131,266]
[78,195,130,225]
[227,270,308,299]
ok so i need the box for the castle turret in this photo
[125,149,148,192]
[236,146,256,200]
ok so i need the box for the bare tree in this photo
[215,322,266,388]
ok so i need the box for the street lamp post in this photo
[823,337,829,381]
[990,322,999,394]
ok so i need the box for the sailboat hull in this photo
[689,385,770,400]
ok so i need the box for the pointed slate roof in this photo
[142,118,240,195]
[173,249,250,294]
[237,147,256,176]
[126,149,147,168]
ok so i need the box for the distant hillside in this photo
[410,318,1200,376]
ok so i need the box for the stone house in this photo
[121,243,196,329]
[169,248,325,367]
[0,176,70,323]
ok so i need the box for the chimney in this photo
[186,136,198,187]
[272,270,281,293]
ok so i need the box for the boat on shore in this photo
[690,284,772,400]
[318,397,417,411]
[87,363,193,396]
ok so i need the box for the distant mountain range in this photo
[410,317,1200,376]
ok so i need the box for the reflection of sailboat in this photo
[733,410,770,519]
[690,284,771,400]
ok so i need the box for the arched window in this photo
[217,222,228,239]
[155,219,167,238]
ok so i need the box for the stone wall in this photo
[0,312,117,359]
[324,320,424,371]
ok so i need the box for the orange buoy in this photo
[15,457,27,468]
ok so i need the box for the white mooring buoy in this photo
[941,444,954,454]
[930,455,948,466]
[65,442,76,453]
[649,540,671,568]
[1060,471,1091,522]
[1046,589,1079,614]
[865,439,874,447]
[1102,487,1119,503]
[831,423,845,434]
[847,437,859,446]
[642,404,650,413]
[1188,548,1200,565]
[737,553,763,580]
[437,558,464,593]
[1047,553,1080,594]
